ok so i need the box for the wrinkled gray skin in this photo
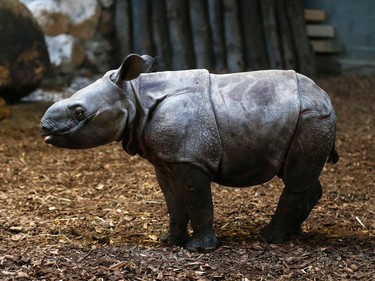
[41,54,339,252]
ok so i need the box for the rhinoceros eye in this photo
[72,107,86,121]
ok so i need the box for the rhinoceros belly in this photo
[209,70,300,187]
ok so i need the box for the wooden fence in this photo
[114,0,316,76]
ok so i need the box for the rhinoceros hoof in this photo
[259,223,300,244]
[159,230,190,246]
[185,233,220,253]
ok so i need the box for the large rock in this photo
[0,97,10,121]
[98,0,114,9]
[0,0,50,101]
[61,0,101,40]
[45,35,85,74]
[24,0,70,36]
[85,34,113,73]
[22,0,101,41]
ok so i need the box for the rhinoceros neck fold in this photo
[122,76,171,158]
[119,80,141,156]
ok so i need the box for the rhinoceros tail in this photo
[327,141,339,164]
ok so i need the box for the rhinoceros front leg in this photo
[155,167,190,246]
[156,164,220,252]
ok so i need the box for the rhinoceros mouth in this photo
[40,122,73,147]
[40,117,81,140]
[41,132,74,148]
[40,126,70,141]
[43,134,53,144]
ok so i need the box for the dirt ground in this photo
[0,75,374,280]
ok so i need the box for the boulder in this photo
[22,0,100,41]
[45,35,85,74]
[23,0,70,36]
[0,0,50,101]
[98,0,115,9]
[0,97,10,121]
[85,34,113,73]
[61,0,101,40]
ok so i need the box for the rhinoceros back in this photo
[209,70,301,186]
[296,73,334,118]
[137,69,330,187]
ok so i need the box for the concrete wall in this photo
[304,0,375,74]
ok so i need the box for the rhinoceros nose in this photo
[40,123,53,135]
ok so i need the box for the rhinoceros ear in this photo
[141,54,158,73]
[114,54,144,83]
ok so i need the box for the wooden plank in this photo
[276,0,297,70]
[307,24,335,38]
[239,0,269,70]
[166,0,195,69]
[207,0,226,72]
[151,0,171,70]
[286,0,316,76]
[190,0,213,69]
[260,0,283,69]
[310,39,344,53]
[131,0,153,54]
[114,0,131,60]
[223,0,245,72]
[304,9,326,22]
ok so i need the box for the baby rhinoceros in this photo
[40,54,339,252]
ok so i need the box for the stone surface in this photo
[0,97,10,120]
[98,9,115,37]
[0,0,50,101]
[98,0,114,8]
[45,35,85,74]
[61,0,101,40]
[24,0,69,36]
[19,0,116,78]
[85,34,113,73]
[22,0,101,40]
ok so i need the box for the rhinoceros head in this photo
[40,54,155,149]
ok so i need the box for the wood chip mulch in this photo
[0,75,374,280]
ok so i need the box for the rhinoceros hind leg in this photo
[260,179,322,243]
[261,110,335,243]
